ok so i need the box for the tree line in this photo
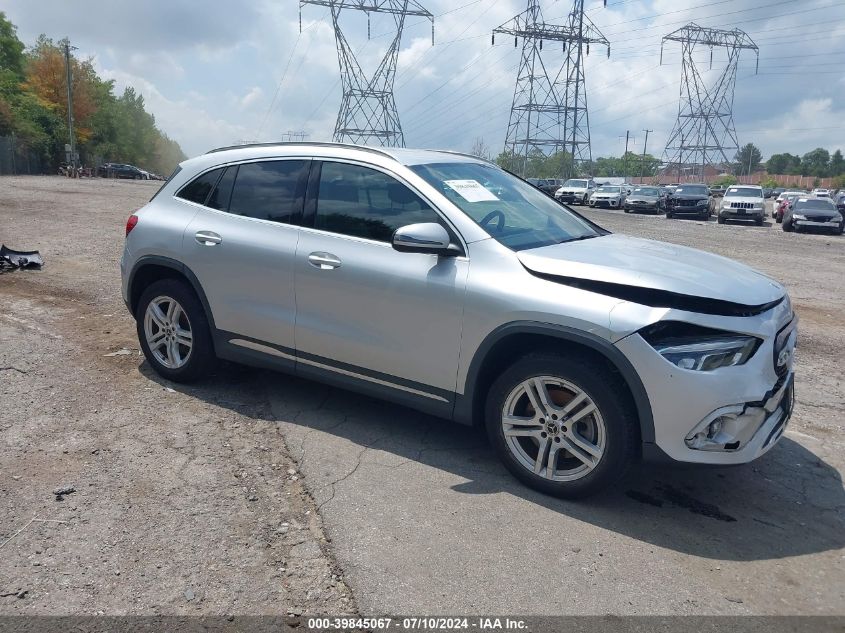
[475,136,844,188]
[0,12,185,175]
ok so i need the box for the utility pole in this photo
[640,128,652,182]
[622,130,630,182]
[63,39,78,171]
[493,0,610,178]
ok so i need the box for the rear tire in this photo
[665,212,673,219]
[485,352,638,499]
[783,220,793,232]
[136,279,216,383]
[717,215,725,224]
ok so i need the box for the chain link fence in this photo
[0,135,45,175]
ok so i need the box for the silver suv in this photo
[121,143,797,498]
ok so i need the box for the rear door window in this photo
[228,160,308,225]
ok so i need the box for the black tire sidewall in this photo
[135,279,215,383]
[485,353,638,499]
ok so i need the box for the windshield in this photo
[410,162,604,251]
[595,186,621,193]
[796,199,836,211]
[562,179,588,188]
[674,185,709,195]
[725,187,763,198]
[633,187,659,196]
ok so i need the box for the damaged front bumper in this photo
[684,372,793,457]
[613,299,797,465]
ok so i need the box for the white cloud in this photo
[240,87,264,109]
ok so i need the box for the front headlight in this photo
[793,214,806,220]
[640,322,761,371]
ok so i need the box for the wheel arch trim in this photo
[455,321,655,443]
[126,255,217,332]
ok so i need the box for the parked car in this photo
[773,190,805,218]
[122,143,797,499]
[811,188,830,198]
[716,185,766,226]
[835,192,845,214]
[771,187,786,199]
[623,186,663,214]
[783,197,844,234]
[554,178,596,205]
[664,183,712,220]
[762,187,773,198]
[588,185,626,209]
[774,193,801,224]
[101,163,147,179]
[709,185,727,196]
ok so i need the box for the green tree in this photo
[766,152,802,175]
[0,13,185,173]
[0,12,25,78]
[713,174,738,187]
[734,143,762,175]
[829,149,844,176]
[801,147,830,178]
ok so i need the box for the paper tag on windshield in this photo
[444,179,499,202]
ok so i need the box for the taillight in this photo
[125,214,139,236]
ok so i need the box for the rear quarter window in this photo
[176,168,224,205]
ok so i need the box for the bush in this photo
[712,174,738,187]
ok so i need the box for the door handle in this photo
[308,252,342,270]
[195,231,222,246]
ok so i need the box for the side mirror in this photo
[392,223,458,256]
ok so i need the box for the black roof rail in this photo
[205,141,397,160]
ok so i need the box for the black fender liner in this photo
[126,255,217,333]
[453,321,655,444]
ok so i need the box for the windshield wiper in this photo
[557,234,600,244]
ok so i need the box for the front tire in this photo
[783,220,794,232]
[485,352,638,499]
[136,279,216,383]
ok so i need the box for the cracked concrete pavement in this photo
[1,176,843,616]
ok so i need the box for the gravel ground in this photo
[0,177,354,616]
[0,175,843,616]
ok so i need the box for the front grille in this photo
[730,202,755,209]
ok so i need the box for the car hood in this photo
[518,234,784,308]
[627,195,658,202]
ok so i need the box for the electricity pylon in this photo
[493,0,609,177]
[300,0,433,147]
[660,23,759,181]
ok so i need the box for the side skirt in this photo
[213,331,455,420]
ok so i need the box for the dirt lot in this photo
[0,176,843,616]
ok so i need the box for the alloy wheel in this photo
[143,295,193,369]
[501,376,606,481]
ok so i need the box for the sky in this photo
[4,0,845,161]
